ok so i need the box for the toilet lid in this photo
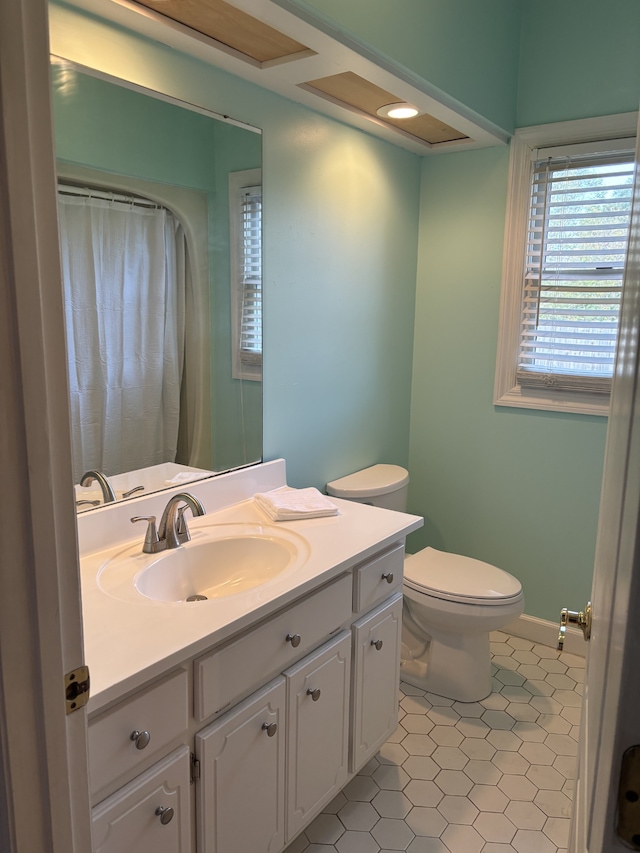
[404,547,522,605]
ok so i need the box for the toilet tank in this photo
[326,464,409,511]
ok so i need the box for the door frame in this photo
[0,0,91,849]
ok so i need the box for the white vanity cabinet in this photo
[87,539,406,853]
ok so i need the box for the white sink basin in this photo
[97,523,310,604]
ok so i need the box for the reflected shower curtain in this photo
[58,194,186,482]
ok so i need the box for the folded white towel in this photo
[254,486,339,522]
[164,472,210,485]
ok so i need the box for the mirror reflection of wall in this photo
[51,61,263,496]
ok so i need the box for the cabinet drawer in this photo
[195,573,352,721]
[88,668,189,796]
[353,543,404,614]
[92,745,191,853]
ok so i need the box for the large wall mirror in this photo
[50,59,263,509]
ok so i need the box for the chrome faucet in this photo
[80,470,116,504]
[131,492,206,554]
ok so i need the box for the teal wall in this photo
[289,0,523,132]
[408,148,605,621]
[408,0,640,622]
[517,0,640,127]
[49,2,421,492]
[52,0,640,622]
[51,66,261,472]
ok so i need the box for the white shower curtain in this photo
[58,194,186,482]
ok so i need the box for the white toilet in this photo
[326,464,524,702]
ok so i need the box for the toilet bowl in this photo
[326,465,525,703]
[402,548,524,702]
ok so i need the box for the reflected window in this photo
[229,169,262,381]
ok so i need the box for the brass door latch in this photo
[557,602,592,651]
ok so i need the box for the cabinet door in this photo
[285,632,351,841]
[351,594,403,773]
[196,677,286,853]
[91,746,191,853]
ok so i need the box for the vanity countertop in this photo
[80,488,422,714]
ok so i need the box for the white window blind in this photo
[517,143,635,393]
[238,185,262,369]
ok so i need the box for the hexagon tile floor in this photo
[284,630,584,853]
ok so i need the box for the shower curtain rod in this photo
[58,183,166,210]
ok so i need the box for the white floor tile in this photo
[372,790,412,820]
[440,822,485,853]
[306,813,345,845]
[512,828,557,853]
[473,811,517,843]
[338,801,380,831]
[371,817,415,850]
[504,800,546,830]
[437,794,479,825]
[468,784,509,813]
[302,632,583,853]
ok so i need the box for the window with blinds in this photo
[229,169,262,381]
[517,141,635,393]
[238,185,262,369]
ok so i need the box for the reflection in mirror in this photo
[50,59,263,508]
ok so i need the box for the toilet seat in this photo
[404,547,523,606]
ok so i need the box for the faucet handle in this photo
[131,515,160,554]
[122,485,145,499]
[176,506,191,543]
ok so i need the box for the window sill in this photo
[494,384,609,417]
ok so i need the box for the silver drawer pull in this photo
[130,730,151,750]
[307,688,321,702]
[155,806,174,825]
[381,572,394,584]
[262,722,278,737]
[371,639,383,651]
[286,633,301,648]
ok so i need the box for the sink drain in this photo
[186,594,208,602]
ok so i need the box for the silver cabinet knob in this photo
[155,806,174,825]
[371,639,383,650]
[262,722,278,737]
[307,688,321,701]
[381,572,394,584]
[286,633,301,648]
[130,730,151,750]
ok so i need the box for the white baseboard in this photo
[504,613,586,658]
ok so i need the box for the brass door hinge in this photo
[617,745,640,849]
[191,754,200,783]
[65,665,90,714]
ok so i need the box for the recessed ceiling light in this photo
[376,102,419,119]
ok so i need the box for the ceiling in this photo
[61,0,510,155]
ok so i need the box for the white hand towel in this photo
[254,486,339,522]
[164,472,210,485]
